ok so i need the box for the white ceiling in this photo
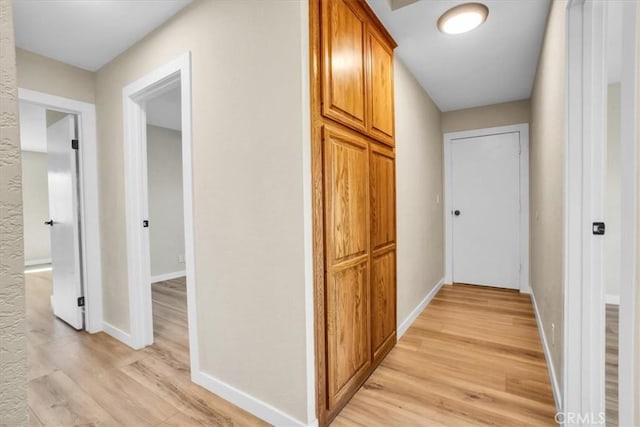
[146,85,181,131]
[13,0,192,72]
[367,0,551,112]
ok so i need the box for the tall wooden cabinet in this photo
[310,1,397,424]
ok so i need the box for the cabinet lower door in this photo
[370,144,397,359]
[323,124,371,409]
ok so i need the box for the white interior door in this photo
[451,132,520,289]
[47,115,83,330]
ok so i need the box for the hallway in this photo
[332,285,556,426]
[26,274,556,426]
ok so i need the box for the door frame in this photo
[122,52,199,375]
[443,123,530,293]
[18,88,103,333]
[564,0,638,424]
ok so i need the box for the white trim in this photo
[605,295,620,306]
[299,1,317,425]
[122,53,199,383]
[102,322,137,348]
[24,266,53,274]
[617,1,638,424]
[530,288,562,412]
[398,278,444,338]
[24,258,52,266]
[192,370,311,427]
[18,88,103,334]
[565,0,608,420]
[443,123,530,293]
[150,271,186,284]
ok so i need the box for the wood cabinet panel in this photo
[324,126,369,263]
[322,0,368,132]
[312,1,397,424]
[370,145,396,250]
[371,248,396,359]
[326,260,371,407]
[367,28,395,146]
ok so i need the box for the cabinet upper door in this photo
[367,26,395,146]
[322,0,368,133]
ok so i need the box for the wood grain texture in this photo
[327,262,371,406]
[331,284,558,426]
[324,124,372,411]
[311,1,398,424]
[606,304,618,427]
[25,272,266,426]
[370,249,396,360]
[324,125,370,263]
[370,144,395,250]
[322,0,368,132]
[367,26,395,146]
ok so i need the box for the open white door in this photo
[46,115,84,330]
[451,132,521,290]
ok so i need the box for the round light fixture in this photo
[437,3,489,35]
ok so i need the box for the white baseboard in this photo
[150,270,186,284]
[192,370,312,427]
[530,289,562,412]
[103,322,138,349]
[25,258,51,266]
[398,278,444,338]
[606,294,620,305]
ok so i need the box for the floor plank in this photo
[606,304,618,427]
[332,284,558,426]
[26,271,266,426]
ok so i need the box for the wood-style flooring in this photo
[332,284,558,426]
[27,273,561,426]
[606,304,619,427]
[26,271,266,426]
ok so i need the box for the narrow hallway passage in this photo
[332,285,557,426]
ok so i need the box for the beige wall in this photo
[606,84,621,297]
[21,151,51,264]
[0,0,27,424]
[147,125,185,278]
[441,99,530,134]
[394,59,444,324]
[529,0,567,395]
[16,48,95,104]
[94,1,310,422]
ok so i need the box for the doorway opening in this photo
[18,90,103,336]
[145,84,190,358]
[20,103,84,335]
[122,52,199,375]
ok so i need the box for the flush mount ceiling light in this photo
[437,3,489,35]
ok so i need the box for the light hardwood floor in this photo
[27,273,559,426]
[606,304,619,427]
[26,271,266,426]
[332,284,557,426]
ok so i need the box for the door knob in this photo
[44,219,54,226]
[454,210,461,216]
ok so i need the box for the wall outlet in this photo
[178,254,185,263]
[551,323,555,346]
[436,194,441,204]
